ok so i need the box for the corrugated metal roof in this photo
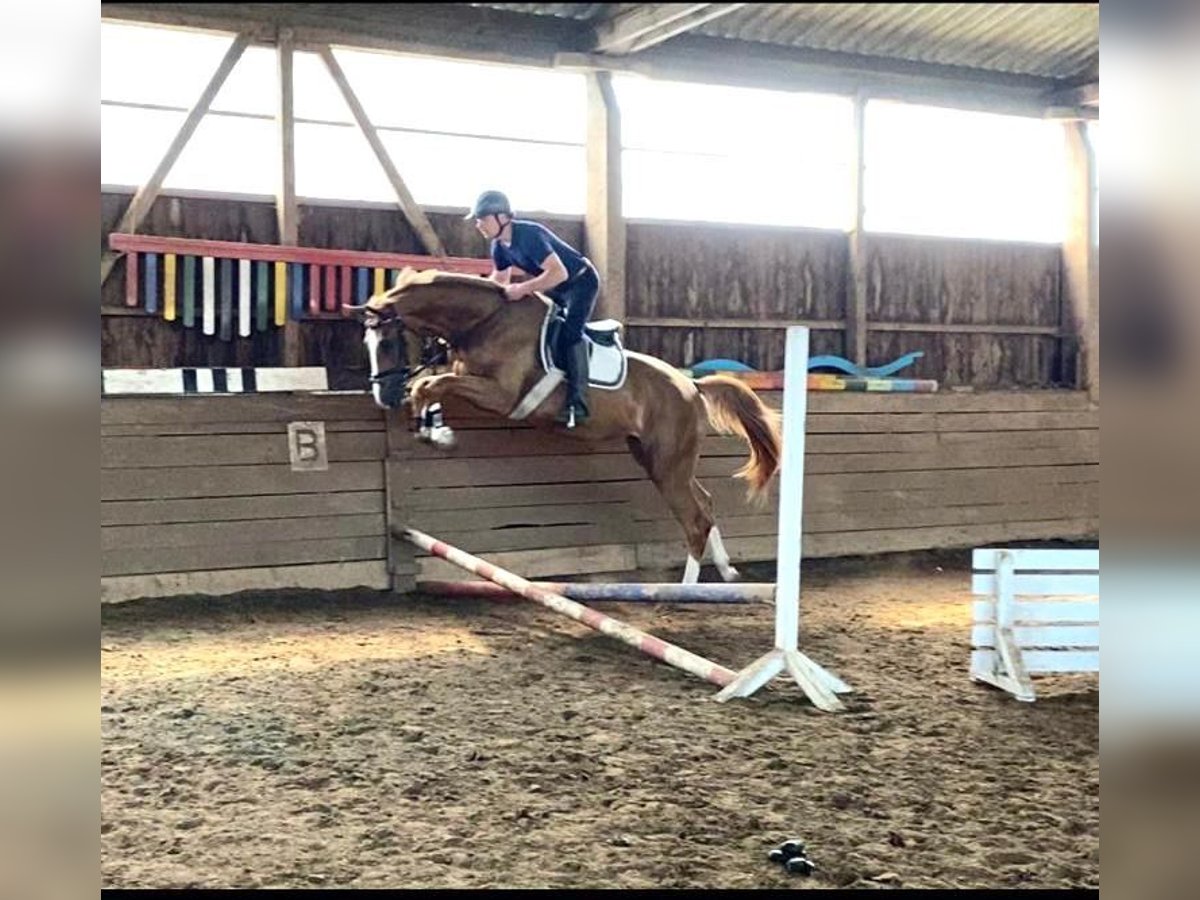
[695,4,1097,79]
[470,3,612,21]
[470,3,1098,80]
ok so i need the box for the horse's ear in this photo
[391,266,422,290]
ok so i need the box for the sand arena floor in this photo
[101,555,1099,889]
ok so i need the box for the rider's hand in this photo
[504,282,529,302]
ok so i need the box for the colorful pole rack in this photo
[107,233,493,341]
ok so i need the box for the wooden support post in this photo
[1062,120,1098,402]
[584,70,626,322]
[845,92,868,367]
[317,45,447,258]
[276,28,303,366]
[100,33,250,287]
[385,455,418,594]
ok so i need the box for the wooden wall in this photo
[100,392,389,602]
[624,221,849,370]
[102,191,1073,389]
[625,222,1065,385]
[862,234,1063,386]
[100,389,1098,603]
[100,388,1099,607]
[394,389,1099,585]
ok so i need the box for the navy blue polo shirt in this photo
[491,220,588,302]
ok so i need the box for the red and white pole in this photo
[401,526,736,688]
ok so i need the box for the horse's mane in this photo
[366,266,503,311]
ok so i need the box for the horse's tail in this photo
[695,375,782,503]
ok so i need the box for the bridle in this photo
[365,309,448,390]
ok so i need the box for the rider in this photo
[466,189,599,428]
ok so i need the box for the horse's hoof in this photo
[720,566,741,583]
[429,426,457,450]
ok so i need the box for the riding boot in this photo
[571,339,591,422]
[556,339,591,428]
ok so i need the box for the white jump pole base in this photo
[714,325,853,711]
[714,648,851,711]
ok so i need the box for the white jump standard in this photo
[970,547,1100,702]
[402,326,852,711]
[712,326,853,712]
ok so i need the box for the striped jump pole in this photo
[420,580,775,604]
[401,527,736,689]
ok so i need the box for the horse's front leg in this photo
[407,375,449,447]
[408,374,519,450]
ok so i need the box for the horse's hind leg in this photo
[692,479,739,583]
[664,473,715,584]
[627,436,714,584]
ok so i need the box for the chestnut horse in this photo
[356,267,781,584]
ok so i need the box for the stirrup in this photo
[556,402,588,428]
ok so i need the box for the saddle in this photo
[539,307,627,390]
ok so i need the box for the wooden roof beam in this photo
[557,33,1060,119]
[102,4,1085,120]
[316,45,447,257]
[1044,81,1098,108]
[593,3,746,56]
[99,32,250,287]
[100,3,583,67]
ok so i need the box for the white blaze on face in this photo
[364,327,384,408]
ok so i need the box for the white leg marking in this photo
[422,402,455,449]
[683,555,700,585]
[364,328,385,409]
[707,526,740,583]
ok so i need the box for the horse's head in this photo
[352,302,405,410]
[350,266,504,410]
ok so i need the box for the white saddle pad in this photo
[537,306,627,390]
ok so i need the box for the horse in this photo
[353,267,782,584]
